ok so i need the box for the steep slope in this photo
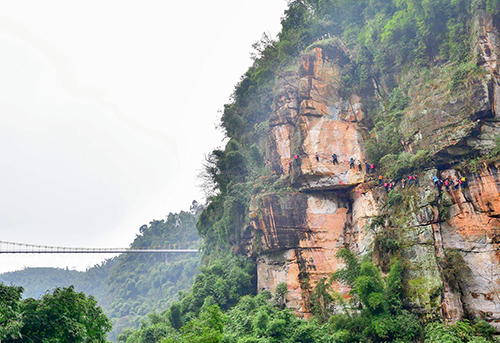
[242,11,500,324]
[194,0,500,329]
[112,2,500,342]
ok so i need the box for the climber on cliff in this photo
[279,164,284,175]
[389,181,394,191]
[358,161,362,171]
[294,154,299,163]
[350,157,355,169]
[378,175,383,185]
[449,178,455,190]
[433,175,439,188]
[288,160,292,173]
[413,174,419,186]
[464,189,472,202]
[408,175,413,186]
[315,152,320,162]
[460,176,468,189]
[370,163,375,174]
[460,176,471,200]
[402,178,406,189]
[444,178,450,191]
[384,181,389,192]
[332,154,338,164]
[365,162,370,173]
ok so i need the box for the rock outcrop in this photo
[243,11,500,325]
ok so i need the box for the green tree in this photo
[0,284,23,342]
[331,250,423,342]
[16,286,111,343]
[274,282,288,309]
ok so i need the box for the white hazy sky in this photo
[0,1,288,273]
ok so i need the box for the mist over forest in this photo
[2,0,500,342]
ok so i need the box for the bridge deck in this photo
[0,249,198,254]
[0,241,200,254]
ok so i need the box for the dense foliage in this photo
[115,249,498,343]
[0,284,24,342]
[104,210,201,331]
[0,284,111,343]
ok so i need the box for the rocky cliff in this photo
[241,12,500,326]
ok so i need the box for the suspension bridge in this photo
[0,241,200,254]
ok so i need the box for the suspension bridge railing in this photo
[0,240,201,254]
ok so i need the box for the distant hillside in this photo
[0,266,107,299]
[0,206,202,341]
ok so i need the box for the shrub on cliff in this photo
[378,150,431,180]
[327,250,423,342]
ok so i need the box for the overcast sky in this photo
[0,1,288,273]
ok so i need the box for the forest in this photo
[3,0,500,342]
[1,284,111,342]
[119,0,500,341]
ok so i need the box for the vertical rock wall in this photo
[245,12,500,325]
[249,47,378,315]
[440,166,500,323]
[271,48,366,189]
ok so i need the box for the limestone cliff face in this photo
[270,46,366,190]
[438,165,500,323]
[242,12,500,325]
[244,45,380,316]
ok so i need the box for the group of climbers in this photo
[433,175,468,192]
[378,176,397,192]
[348,157,375,172]
[278,152,473,203]
[376,171,470,199]
[377,174,421,193]
[312,152,373,173]
[366,162,375,174]
[407,174,419,187]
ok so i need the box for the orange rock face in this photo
[271,48,367,190]
[250,47,377,314]
[440,166,500,323]
[248,13,500,325]
[250,191,364,314]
